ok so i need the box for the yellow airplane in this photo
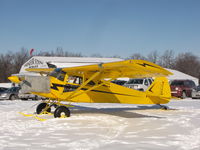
[8,59,173,118]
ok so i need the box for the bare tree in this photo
[90,53,103,58]
[36,47,83,57]
[1,47,199,83]
[55,47,65,56]
[110,55,121,58]
[147,50,159,63]
[0,53,14,82]
[65,51,83,57]
[129,53,146,60]
[158,50,175,68]
[12,48,30,73]
[0,47,84,82]
[174,52,200,79]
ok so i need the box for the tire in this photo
[54,106,70,118]
[36,103,51,114]
[182,91,187,99]
[9,95,16,100]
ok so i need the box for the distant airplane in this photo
[9,59,173,118]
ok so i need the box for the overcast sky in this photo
[0,0,200,58]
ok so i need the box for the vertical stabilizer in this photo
[146,77,171,104]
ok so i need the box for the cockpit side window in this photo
[50,68,66,81]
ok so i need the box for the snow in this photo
[0,99,200,150]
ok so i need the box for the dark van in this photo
[170,80,196,98]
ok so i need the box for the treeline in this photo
[0,48,199,83]
[128,50,200,81]
[0,47,83,82]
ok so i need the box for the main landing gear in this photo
[36,102,71,118]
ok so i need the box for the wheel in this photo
[9,95,16,100]
[36,103,51,114]
[182,91,187,99]
[54,106,70,118]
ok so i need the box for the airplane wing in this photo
[62,59,173,79]
[25,68,54,74]
[25,60,172,79]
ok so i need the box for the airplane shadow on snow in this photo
[69,105,172,119]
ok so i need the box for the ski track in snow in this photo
[0,99,200,150]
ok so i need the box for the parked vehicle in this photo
[192,85,200,99]
[0,87,8,93]
[18,90,46,100]
[0,87,20,100]
[170,80,196,98]
[18,92,39,100]
[111,80,127,85]
[123,78,153,91]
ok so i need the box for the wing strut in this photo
[68,78,114,100]
[66,71,101,100]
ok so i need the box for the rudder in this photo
[146,77,171,104]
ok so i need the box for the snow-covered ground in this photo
[0,99,200,150]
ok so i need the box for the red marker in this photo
[30,48,34,56]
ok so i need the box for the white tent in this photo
[167,68,199,85]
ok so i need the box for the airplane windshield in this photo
[50,68,66,81]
